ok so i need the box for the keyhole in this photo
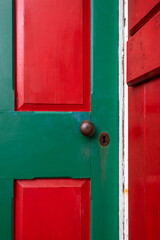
[99,132,110,147]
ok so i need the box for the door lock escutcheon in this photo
[99,132,110,147]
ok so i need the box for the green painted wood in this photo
[0,112,90,179]
[91,0,119,239]
[0,0,14,111]
[0,179,13,240]
[0,0,119,239]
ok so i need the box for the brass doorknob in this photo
[80,121,95,137]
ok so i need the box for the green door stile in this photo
[0,1,14,239]
[0,179,14,240]
[0,0,14,111]
[91,0,119,239]
[0,0,119,239]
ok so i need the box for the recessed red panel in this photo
[15,0,91,111]
[127,13,160,86]
[15,179,90,240]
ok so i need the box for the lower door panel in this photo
[15,179,91,240]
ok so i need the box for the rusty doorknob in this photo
[80,120,95,137]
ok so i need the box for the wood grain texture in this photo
[0,0,14,111]
[128,1,160,239]
[0,0,120,238]
[91,0,119,239]
[128,0,160,35]
[15,0,91,111]
[0,112,90,179]
[0,179,13,240]
[15,179,90,240]
[129,77,160,240]
[127,12,160,86]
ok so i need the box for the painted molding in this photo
[119,0,128,239]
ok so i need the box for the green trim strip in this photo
[91,0,119,239]
[0,0,14,111]
[0,179,14,240]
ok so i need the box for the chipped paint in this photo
[124,189,128,194]
[119,0,128,239]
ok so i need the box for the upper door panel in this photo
[15,0,91,111]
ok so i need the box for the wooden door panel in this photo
[128,1,160,239]
[15,179,91,240]
[15,0,91,111]
[0,112,90,179]
[129,0,160,35]
[129,77,160,240]
[0,0,120,239]
[127,12,160,86]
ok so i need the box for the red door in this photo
[128,1,160,239]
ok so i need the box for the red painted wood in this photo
[128,0,160,36]
[128,1,160,239]
[129,77,160,240]
[15,0,91,111]
[15,179,91,240]
[127,12,160,86]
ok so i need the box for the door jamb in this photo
[119,0,128,239]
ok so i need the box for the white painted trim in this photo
[119,0,128,239]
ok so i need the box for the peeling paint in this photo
[119,0,128,239]
[124,189,128,194]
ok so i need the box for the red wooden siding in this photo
[128,0,160,36]
[127,12,160,86]
[15,179,91,240]
[129,78,160,240]
[15,0,91,111]
[128,1,160,240]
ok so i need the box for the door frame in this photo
[119,0,129,239]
